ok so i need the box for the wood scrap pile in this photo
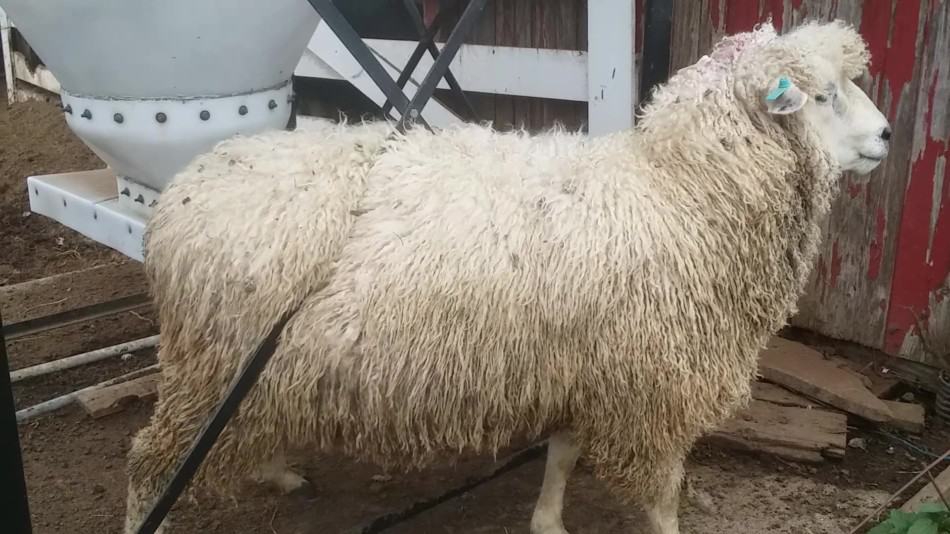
[707,336,927,463]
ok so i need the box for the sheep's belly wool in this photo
[145,115,763,490]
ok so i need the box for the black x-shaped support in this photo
[311,0,487,131]
[132,2,488,533]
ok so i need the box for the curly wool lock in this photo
[126,19,883,533]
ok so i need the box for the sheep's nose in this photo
[880,126,892,142]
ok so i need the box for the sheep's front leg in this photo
[642,461,683,534]
[530,431,581,534]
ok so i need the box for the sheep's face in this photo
[765,63,891,175]
[804,74,890,175]
[759,21,891,175]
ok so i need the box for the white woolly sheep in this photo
[124,19,891,534]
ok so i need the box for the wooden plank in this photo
[758,337,894,422]
[901,463,950,513]
[781,327,946,395]
[297,38,590,102]
[706,435,825,463]
[492,0,517,130]
[0,7,15,104]
[0,261,148,324]
[586,0,636,135]
[752,381,824,410]
[75,372,159,419]
[881,400,925,434]
[708,400,849,463]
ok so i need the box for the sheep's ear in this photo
[765,76,808,115]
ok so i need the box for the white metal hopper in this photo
[0,0,321,260]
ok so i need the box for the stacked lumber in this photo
[708,337,926,463]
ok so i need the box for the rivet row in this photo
[64,102,282,123]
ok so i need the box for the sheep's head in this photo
[736,20,891,175]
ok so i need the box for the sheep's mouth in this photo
[859,153,884,162]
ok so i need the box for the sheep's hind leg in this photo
[642,461,684,534]
[530,431,581,534]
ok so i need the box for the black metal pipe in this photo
[639,0,674,106]
[0,310,33,534]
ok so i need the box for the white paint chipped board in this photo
[297,39,588,102]
[758,337,894,423]
[586,0,636,136]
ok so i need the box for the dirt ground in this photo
[3,97,949,534]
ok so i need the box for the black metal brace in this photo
[133,2,488,533]
[308,0,486,132]
[0,310,33,534]
[382,0,480,122]
[394,0,487,132]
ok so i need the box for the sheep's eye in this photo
[815,94,829,104]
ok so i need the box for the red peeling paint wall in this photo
[667,0,950,369]
[883,2,950,362]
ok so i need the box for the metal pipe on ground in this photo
[15,363,160,423]
[9,335,160,383]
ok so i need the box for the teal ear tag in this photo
[766,77,791,101]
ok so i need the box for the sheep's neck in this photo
[616,118,839,335]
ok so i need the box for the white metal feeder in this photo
[0,0,321,260]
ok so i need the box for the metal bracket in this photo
[133,2,488,533]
